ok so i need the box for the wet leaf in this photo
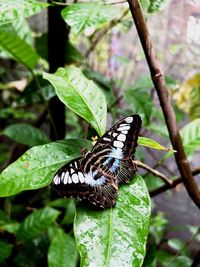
[0,0,49,26]
[61,3,122,35]
[74,174,151,267]
[43,66,107,136]
[0,139,92,197]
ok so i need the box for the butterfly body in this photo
[52,114,142,208]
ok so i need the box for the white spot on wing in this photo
[109,148,123,159]
[114,140,124,148]
[103,137,111,141]
[53,175,60,185]
[85,171,106,186]
[125,116,133,123]
[63,172,69,184]
[122,130,128,134]
[72,173,79,184]
[112,133,117,137]
[118,126,130,131]
[74,161,78,168]
[78,172,84,183]
[68,176,72,184]
[117,134,126,141]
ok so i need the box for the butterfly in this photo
[52,114,142,208]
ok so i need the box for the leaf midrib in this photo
[105,208,113,267]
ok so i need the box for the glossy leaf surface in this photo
[61,3,122,34]
[43,66,107,136]
[0,139,92,197]
[74,174,151,267]
[0,0,49,26]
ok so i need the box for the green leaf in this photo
[0,139,92,197]
[180,118,200,155]
[48,228,78,267]
[0,29,39,69]
[0,107,36,120]
[2,123,50,147]
[74,174,151,267]
[0,0,49,26]
[0,222,20,234]
[138,137,175,152]
[43,66,107,136]
[166,256,192,267]
[61,3,122,35]
[17,207,60,241]
[148,0,169,13]
[0,240,13,263]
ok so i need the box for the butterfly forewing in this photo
[52,114,142,208]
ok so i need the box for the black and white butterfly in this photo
[52,114,142,208]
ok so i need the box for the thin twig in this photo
[127,0,200,208]
[85,9,129,57]
[134,160,173,185]
[150,167,200,197]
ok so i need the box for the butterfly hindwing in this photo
[52,158,118,208]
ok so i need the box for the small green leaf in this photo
[61,3,122,35]
[43,66,107,136]
[74,174,151,267]
[138,136,175,152]
[0,0,49,26]
[0,29,39,69]
[0,222,20,234]
[2,123,50,147]
[180,118,200,155]
[0,139,92,197]
[0,240,13,263]
[17,207,60,241]
[48,228,78,267]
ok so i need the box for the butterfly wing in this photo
[90,114,142,184]
[52,158,118,208]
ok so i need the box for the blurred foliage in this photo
[0,1,199,267]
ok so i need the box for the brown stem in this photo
[134,160,172,185]
[127,0,200,208]
[150,167,200,197]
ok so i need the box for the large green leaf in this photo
[74,174,151,267]
[16,207,60,241]
[2,123,50,147]
[61,3,122,35]
[0,29,39,69]
[48,228,78,267]
[0,0,49,26]
[0,139,92,197]
[43,66,107,136]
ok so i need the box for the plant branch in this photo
[85,9,129,57]
[127,0,200,208]
[150,167,200,197]
[134,160,173,185]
